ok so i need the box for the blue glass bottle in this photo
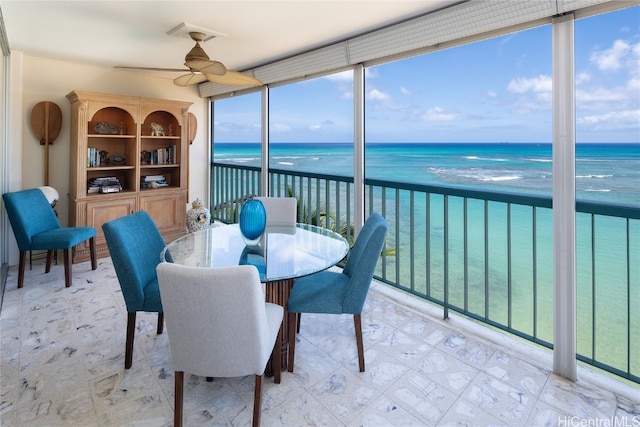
[239,198,266,246]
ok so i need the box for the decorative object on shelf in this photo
[111,154,126,165]
[93,122,118,134]
[186,198,211,232]
[140,150,151,165]
[239,198,266,246]
[30,101,62,185]
[99,150,110,165]
[150,122,165,136]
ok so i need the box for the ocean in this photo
[213,142,639,376]
[214,142,640,205]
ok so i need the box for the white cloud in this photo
[487,90,497,98]
[270,123,291,133]
[322,70,353,82]
[367,89,390,101]
[507,75,552,94]
[590,39,631,72]
[421,106,458,122]
[400,86,411,96]
[577,109,640,128]
[576,72,591,85]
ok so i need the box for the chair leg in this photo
[125,312,136,369]
[157,312,164,334]
[287,312,297,372]
[45,250,54,273]
[297,313,301,333]
[17,251,26,288]
[273,322,282,384]
[63,248,72,287]
[89,237,97,270]
[354,314,365,372]
[174,371,184,427]
[253,375,262,427]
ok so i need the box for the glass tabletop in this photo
[161,223,350,282]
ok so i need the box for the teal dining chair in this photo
[102,211,165,369]
[287,212,388,373]
[2,188,97,288]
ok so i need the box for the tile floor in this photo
[1,256,638,426]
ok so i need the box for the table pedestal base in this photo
[264,278,294,381]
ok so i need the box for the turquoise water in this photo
[214,142,639,376]
[215,142,640,205]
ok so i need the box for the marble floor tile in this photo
[1,256,637,426]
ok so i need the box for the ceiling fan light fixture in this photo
[185,41,210,63]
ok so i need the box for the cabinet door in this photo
[139,191,187,240]
[71,197,136,263]
[87,197,137,247]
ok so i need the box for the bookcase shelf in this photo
[67,90,192,263]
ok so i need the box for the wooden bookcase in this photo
[67,90,192,263]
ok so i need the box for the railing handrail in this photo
[212,161,639,217]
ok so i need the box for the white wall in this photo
[4,53,210,266]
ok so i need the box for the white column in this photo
[353,65,365,235]
[552,14,577,381]
[261,86,269,197]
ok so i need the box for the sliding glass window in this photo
[268,72,354,228]
[211,92,262,220]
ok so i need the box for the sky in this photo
[213,5,639,144]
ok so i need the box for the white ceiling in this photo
[1,1,457,81]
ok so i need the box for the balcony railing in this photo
[211,162,640,383]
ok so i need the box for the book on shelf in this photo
[88,147,100,167]
[87,176,122,194]
[141,175,169,189]
[146,145,176,165]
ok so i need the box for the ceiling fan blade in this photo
[204,70,263,87]
[185,59,226,76]
[115,66,189,72]
[174,73,209,87]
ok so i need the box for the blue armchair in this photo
[287,212,388,372]
[2,188,97,288]
[102,211,165,369]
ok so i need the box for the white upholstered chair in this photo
[255,196,297,234]
[156,262,283,427]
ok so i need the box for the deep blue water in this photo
[214,142,640,205]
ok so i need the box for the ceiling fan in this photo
[115,31,262,87]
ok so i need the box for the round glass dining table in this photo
[161,223,349,374]
[161,223,349,282]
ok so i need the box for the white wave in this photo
[576,174,613,179]
[278,161,295,166]
[584,189,611,192]
[225,157,258,163]
[526,158,552,163]
[464,156,509,162]
[479,175,523,182]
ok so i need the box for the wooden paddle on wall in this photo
[31,101,62,186]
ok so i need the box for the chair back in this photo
[102,211,165,312]
[342,212,388,313]
[255,196,297,233]
[156,262,277,377]
[2,189,61,251]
